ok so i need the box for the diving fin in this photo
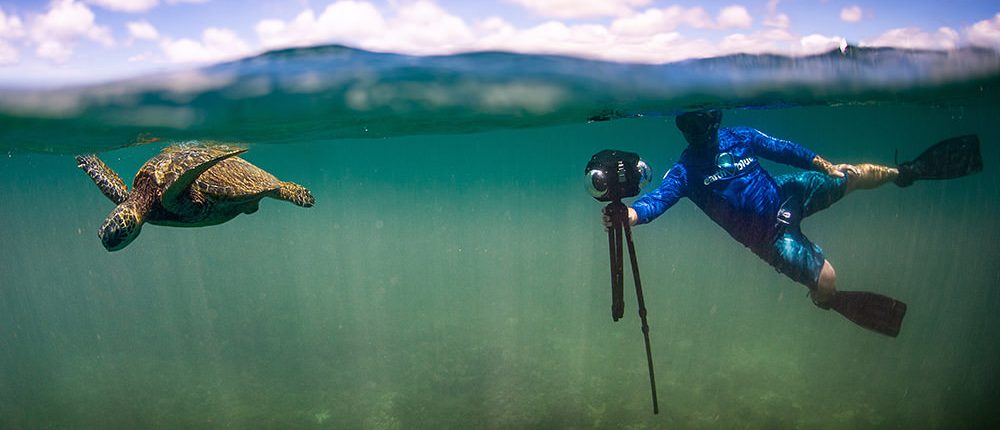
[819,291,907,337]
[896,134,983,187]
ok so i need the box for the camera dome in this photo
[636,159,652,189]
[585,168,609,199]
[584,149,653,202]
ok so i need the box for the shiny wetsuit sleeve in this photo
[744,127,817,170]
[631,163,687,225]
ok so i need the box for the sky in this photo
[0,0,998,86]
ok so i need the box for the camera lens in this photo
[585,169,609,199]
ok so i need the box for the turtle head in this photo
[99,203,145,251]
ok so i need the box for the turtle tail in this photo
[278,181,315,207]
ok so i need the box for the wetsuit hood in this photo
[676,110,722,147]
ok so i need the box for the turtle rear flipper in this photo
[76,154,129,205]
[161,147,248,212]
[278,181,315,207]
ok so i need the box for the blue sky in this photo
[0,0,998,86]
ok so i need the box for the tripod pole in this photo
[607,202,625,321]
[623,221,660,414]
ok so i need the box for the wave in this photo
[1,44,998,153]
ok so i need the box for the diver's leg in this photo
[812,260,837,306]
[797,171,847,217]
[845,164,898,194]
[772,173,840,305]
[769,228,830,303]
[795,164,897,216]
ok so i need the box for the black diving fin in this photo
[819,291,907,337]
[895,134,983,187]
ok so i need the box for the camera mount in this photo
[585,149,659,414]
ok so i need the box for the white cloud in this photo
[476,16,512,35]
[97,0,999,73]
[85,0,208,12]
[252,1,883,65]
[717,5,752,29]
[256,1,386,50]
[86,0,159,13]
[609,4,755,36]
[716,28,786,55]
[479,18,842,63]
[766,0,781,14]
[609,6,712,36]
[840,6,863,23]
[476,20,616,58]
[709,29,845,58]
[0,7,24,39]
[800,34,845,53]
[762,0,789,28]
[127,51,157,62]
[764,13,790,29]
[718,32,764,54]
[967,12,1000,48]
[5,0,1000,84]
[31,0,114,63]
[257,1,475,55]
[0,40,18,65]
[160,27,251,63]
[367,1,475,54]
[81,0,211,17]
[0,6,23,65]
[864,27,960,50]
[32,0,112,45]
[507,0,651,19]
[36,40,73,62]
[127,21,159,40]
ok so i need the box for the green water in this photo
[1,105,998,429]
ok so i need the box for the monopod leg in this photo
[608,203,625,321]
[607,219,620,320]
[623,222,660,414]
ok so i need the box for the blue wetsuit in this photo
[632,127,847,289]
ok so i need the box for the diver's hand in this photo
[828,163,861,178]
[812,155,859,178]
[602,206,638,230]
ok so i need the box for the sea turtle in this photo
[76,144,315,251]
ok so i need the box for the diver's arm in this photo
[603,164,685,229]
[630,164,687,225]
[746,128,817,170]
[747,128,862,178]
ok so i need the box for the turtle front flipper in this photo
[75,154,129,205]
[161,146,248,212]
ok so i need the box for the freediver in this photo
[603,110,982,336]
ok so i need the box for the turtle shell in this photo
[139,144,284,211]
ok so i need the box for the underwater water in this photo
[1,46,999,429]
